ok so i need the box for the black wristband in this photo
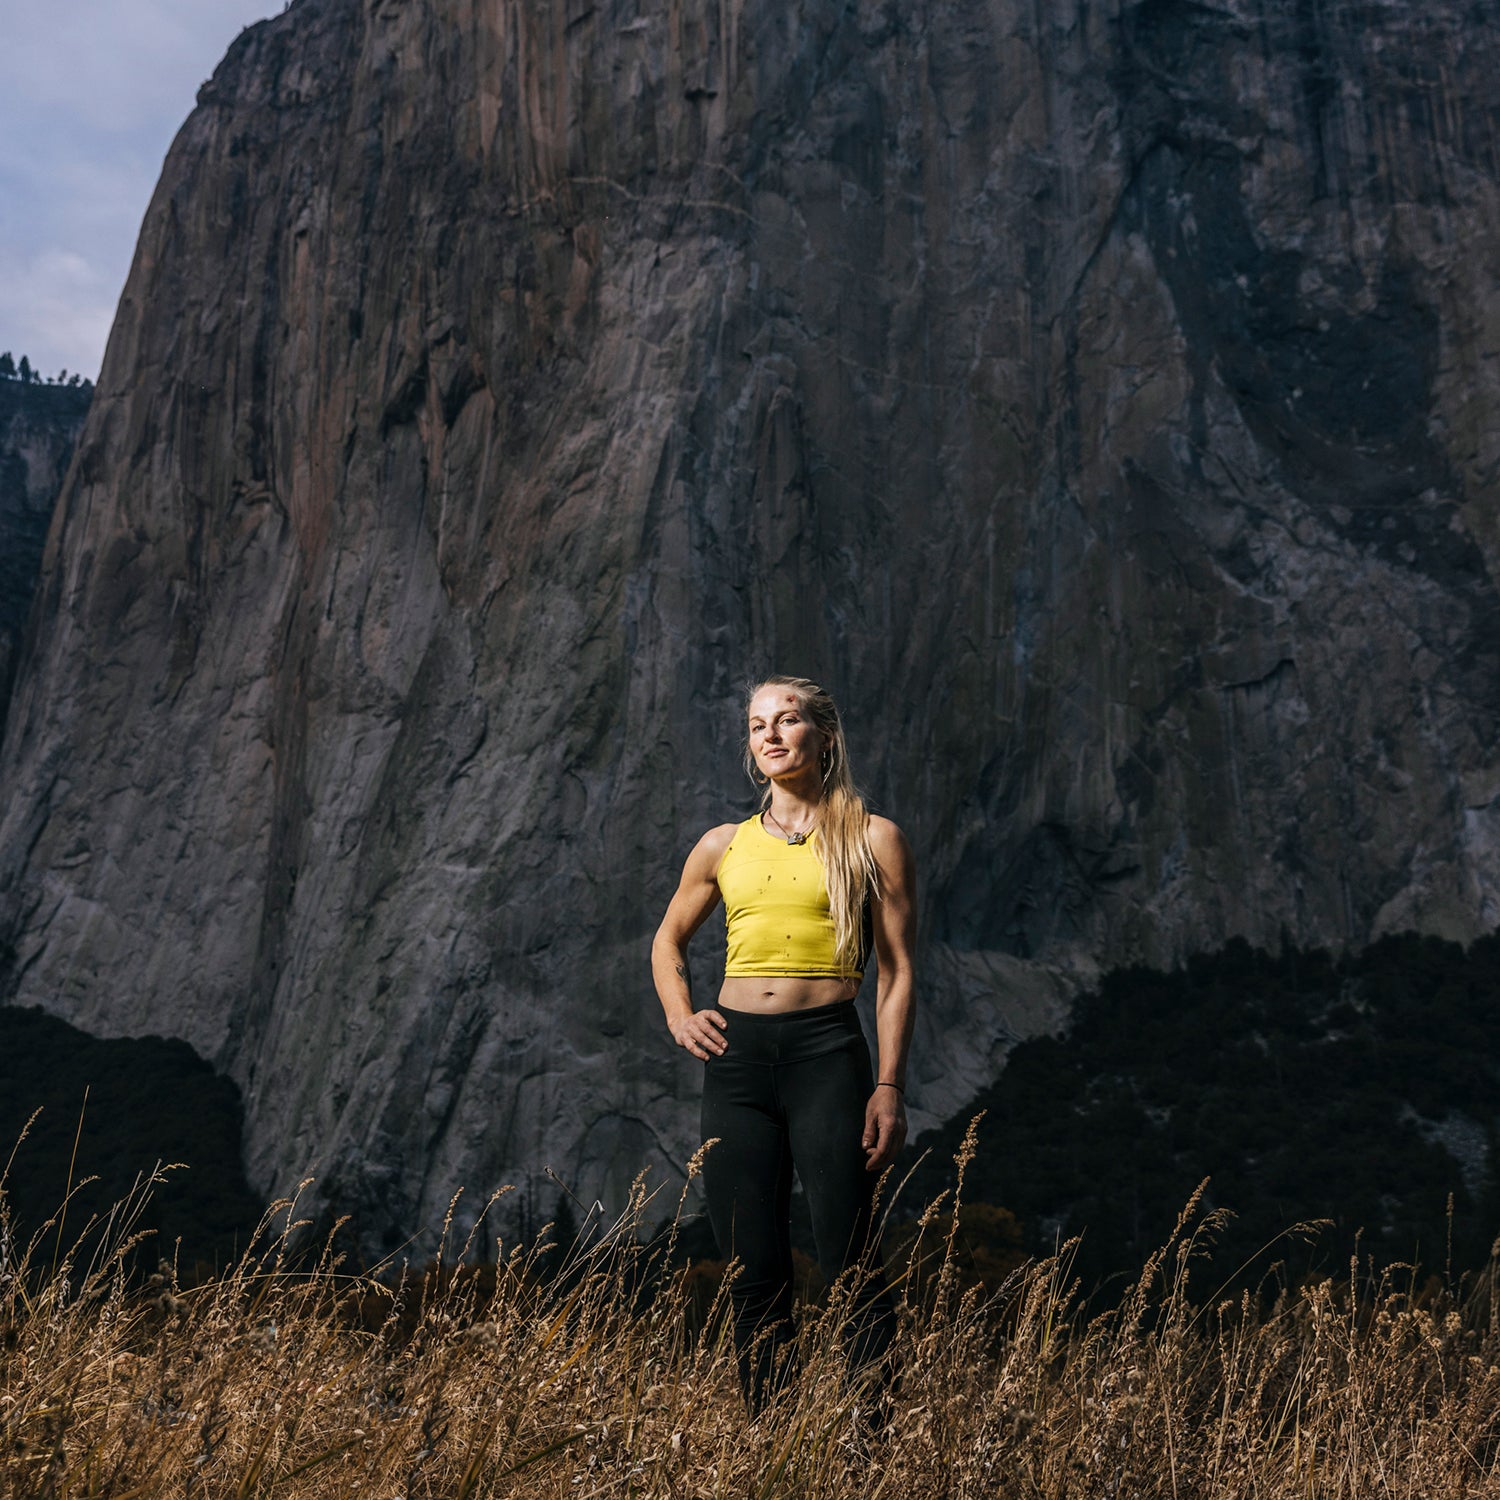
[876,1081,905,1096]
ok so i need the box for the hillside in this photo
[0,375,90,719]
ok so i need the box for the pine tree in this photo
[0,352,14,379]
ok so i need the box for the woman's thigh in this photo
[700,1057,794,1271]
[780,1040,877,1275]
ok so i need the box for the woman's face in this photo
[747,686,826,783]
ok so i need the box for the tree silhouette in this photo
[0,352,13,379]
[17,355,32,384]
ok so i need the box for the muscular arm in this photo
[651,825,736,1060]
[862,817,917,1171]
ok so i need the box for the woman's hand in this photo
[862,1085,907,1172]
[671,1009,728,1060]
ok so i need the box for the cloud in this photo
[0,0,279,378]
[0,249,116,382]
[1,0,276,134]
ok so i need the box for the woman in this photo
[651,675,916,1412]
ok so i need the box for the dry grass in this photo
[3,1123,1500,1499]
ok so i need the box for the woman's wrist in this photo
[876,1080,905,1096]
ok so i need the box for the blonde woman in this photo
[652,675,916,1412]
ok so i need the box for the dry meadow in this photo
[3,1125,1498,1499]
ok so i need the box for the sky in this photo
[0,0,281,381]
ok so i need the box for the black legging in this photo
[700,1001,897,1412]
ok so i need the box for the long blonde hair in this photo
[744,675,879,976]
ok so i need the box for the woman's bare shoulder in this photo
[683,820,743,874]
[700,820,742,851]
[867,814,911,855]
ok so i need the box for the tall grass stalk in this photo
[2,1145,1498,1498]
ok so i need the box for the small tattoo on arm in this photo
[675,960,692,999]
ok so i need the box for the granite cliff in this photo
[2,0,1498,1251]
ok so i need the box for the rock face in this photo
[2,0,1498,1252]
[0,380,89,720]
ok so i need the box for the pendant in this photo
[785,831,808,845]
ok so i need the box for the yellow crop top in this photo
[717,815,863,980]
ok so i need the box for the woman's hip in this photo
[708,999,868,1068]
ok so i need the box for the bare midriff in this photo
[718,974,859,1014]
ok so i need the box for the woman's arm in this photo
[651,825,736,1060]
[862,816,916,1172]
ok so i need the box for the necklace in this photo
[765,807,816,845]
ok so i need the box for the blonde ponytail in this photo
[745,676,879,976]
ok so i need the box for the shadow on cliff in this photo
[0,1006,263,1281]
[909,932,1500,1298]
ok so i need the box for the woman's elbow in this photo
[876,956,916,996]
[652,923,685,961]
